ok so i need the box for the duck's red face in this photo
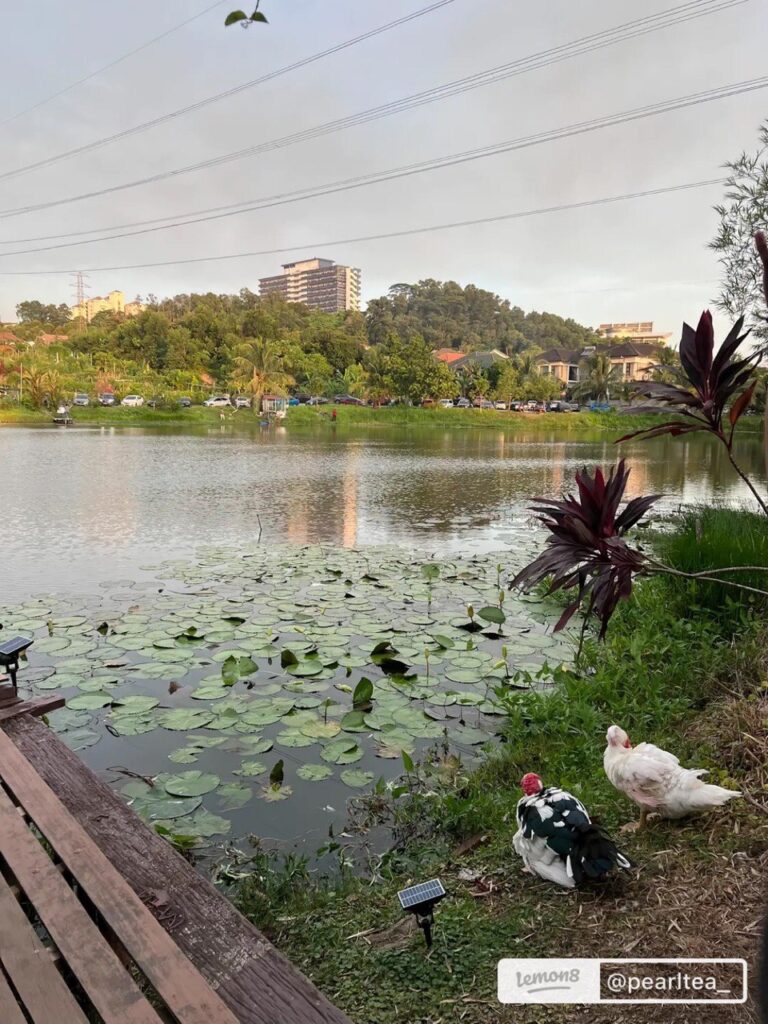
[521,773,543,796]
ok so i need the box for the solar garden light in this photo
[0,628,33,695]
[397,878,446,948]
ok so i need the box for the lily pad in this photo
[340,769,374,789]
[296,763,333,782]
[321,739,363,765]
[163,771,220,797]
[217,782,253,810]
[235,760,267,777]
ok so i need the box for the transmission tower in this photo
[71,270,89,327]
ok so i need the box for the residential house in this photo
[537,341,665,387]
[433,348,509,370]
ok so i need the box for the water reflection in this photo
[2,423,764,599]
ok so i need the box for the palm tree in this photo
[573,351,622,402]
[231,337,293,412]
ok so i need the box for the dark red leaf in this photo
[729,381,756,427]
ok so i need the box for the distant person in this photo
[331,408,337,422]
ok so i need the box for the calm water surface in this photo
[1,422,763,860]
[3,422,765,599]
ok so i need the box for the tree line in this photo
[1,280,611,408]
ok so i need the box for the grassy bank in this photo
[3,400,763,436]
[228,509,768,1023]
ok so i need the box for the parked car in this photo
[473,398,494,409]
[234,397,251,409]
[288,396,301,406]
[455,397,471,408]
[526,400,546,412]
[438,398,455,408]
[98,393,117,406]
[494,400,508,411]
[72,393,90,407]
[307,396,329,406]
[121,395,144,407]
[509,400,525,412]
[204,396,232,408]
[334,395,365,405]
[178,396,192,408]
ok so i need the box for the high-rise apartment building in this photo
[258,258,361,313]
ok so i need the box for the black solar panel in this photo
[0,636,32,659]
[397,879,446,910]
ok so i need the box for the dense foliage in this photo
[1,281,599,407]
[365,279,600,351]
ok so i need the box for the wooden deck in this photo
[0,699,351,1024]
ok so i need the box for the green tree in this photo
[15,300,71,328]
[341,363,368,398]
[711,122,768,342]
[572,352,622,402]
[231,337,293,412]
[493,363,522,403]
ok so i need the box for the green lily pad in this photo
[235,760,267,777]
[158,708,214,731]
[164,771,220,797]
[296,764,333,782]
[321,739,363,765]
[67,693,113,710]
[217,782,253,810]
[168,747,199,765]
[340,769,374,789]
[299,719,341,739]
[113,696,160,714]
[156,808,231,837]
[275,730,315,748]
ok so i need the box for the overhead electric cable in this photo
[0,76,761,233]
[0,0,457,175]
[0,178,724,275]
[0,1,229,128]
[0,0,746,189]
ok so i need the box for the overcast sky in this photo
[1,0,767,339]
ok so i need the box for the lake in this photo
[1,421,764,861]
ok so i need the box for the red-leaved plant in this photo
[511,460,660,639]
[616,309,766,514]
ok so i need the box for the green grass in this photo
[226,509,767,1023]
[2,401,763,436]
[0,403,259,427]
[286,403,766,435]
[651,505,768,617]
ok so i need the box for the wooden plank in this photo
[0,729,241,1024]
[0,965,29,1024]
[0,874,90,1024]
[0,785,165,1024]
[0,696,64,723]
[3,716,352,1024]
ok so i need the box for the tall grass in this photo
[653,506,768,620]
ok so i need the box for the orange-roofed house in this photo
[433,349,467,365]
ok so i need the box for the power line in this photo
[0,0,746,195]
[0,1,229,129]
[0,178,725,276]
[0,0,458,177]
[0,74,761,244]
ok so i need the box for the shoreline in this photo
[1,403,764,435]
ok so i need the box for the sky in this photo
[1,0,767,339]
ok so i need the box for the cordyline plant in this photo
[616,308,767,514]
[512,461,659,640]
[512,459,768,648]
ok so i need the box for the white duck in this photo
[604,725,741,828]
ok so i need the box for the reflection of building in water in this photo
[284,447,359,546]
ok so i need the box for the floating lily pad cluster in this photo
[0,546,569,845]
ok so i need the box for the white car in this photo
[438,398,455,408]
[495,401,508,411]
[234,397,251,409]
[204,396,232,408]
[121,395,144,407]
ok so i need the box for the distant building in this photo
[536,347,580,385]
[70,290,146,323]
[597,321,672,346]
[537,341,665,386]
[36,333,70,346]
[434,349,509,370]
[259,258,361,313]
